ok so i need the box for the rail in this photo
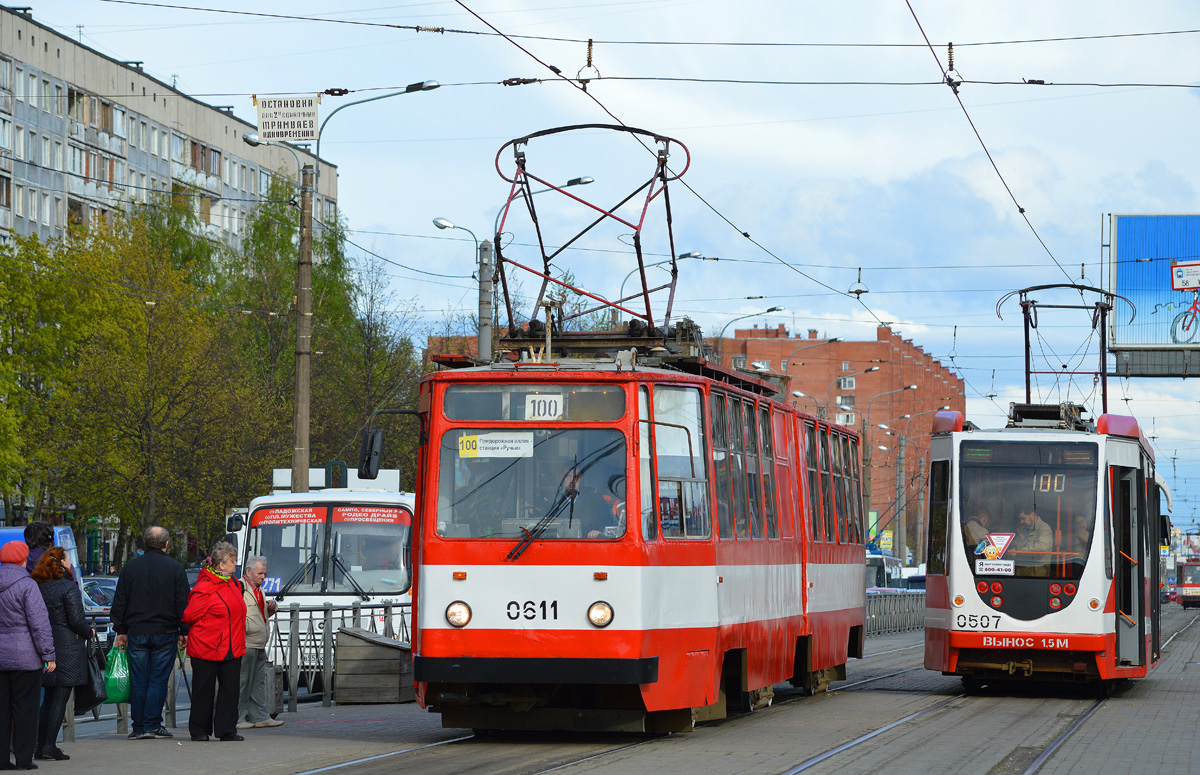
[865,590,925,635]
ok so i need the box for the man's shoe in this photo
[17,764,37,770]
[147,727,173,739]
[236,721,255,730]
[40,751,67,762]
[254,719,284,728]
[218,734,244,742]
[127,730,147,740]
[190,735,209,742]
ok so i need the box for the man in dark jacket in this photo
[110,526,190,740]
[23,521,53,574]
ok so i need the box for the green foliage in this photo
[0,185,426,554]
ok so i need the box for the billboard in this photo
[1108,214,1200,377]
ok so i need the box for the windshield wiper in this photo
[506,488,577,562]
[276,553,319,600]
[330,554,371,601]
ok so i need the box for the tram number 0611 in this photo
[956,614,1001,629]
[507,600,559,621]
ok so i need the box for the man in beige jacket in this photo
[237,556,283,729]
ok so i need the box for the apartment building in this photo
[0,6,336,245]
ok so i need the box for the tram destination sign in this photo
[255,95,319,142]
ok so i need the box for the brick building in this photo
[712,324,966,566]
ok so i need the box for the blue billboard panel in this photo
[1109,214,1200,348]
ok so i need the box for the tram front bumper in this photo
[414,655,659,684]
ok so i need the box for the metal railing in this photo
[270,602,410,711]
[865,590,926,635]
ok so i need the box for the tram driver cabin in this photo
[368,334,868,733]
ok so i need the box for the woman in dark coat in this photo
[0,540,55,771]
[32,547,93,762]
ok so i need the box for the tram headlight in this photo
[445,600,472,627]
[1049,597,1062,610]
[587,601,614,628]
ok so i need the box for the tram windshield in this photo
[246,504,412,596]
[1181,564,1200,585]
[959,441,1098,580]
[436,428,626,540]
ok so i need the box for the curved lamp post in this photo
[823,366,881,419]
[432,217,490,361]
[494,176,593,236]
[715,306,784,366]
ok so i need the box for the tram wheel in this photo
[961,677,984,694]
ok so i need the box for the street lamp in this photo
[715,306,784,365]
[241,131,316,494]
[615,252,717,326]
[314,79,439,192]
[432,217,492,362]
[494,176,594,236]
[784,337,843,373]
[860,384,919,561]
[823,366,881,419]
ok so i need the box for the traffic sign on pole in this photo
[255,95,320,142]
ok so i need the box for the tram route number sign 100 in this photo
[525,394,563,421]
[507,600,559,621]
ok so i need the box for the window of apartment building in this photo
[139,172,147,201]
[732,355,746,369]
[127,167,136,198]
[259,170,270,196]
[171,133,187,164]
[12,126,21,161]
[27,188,36,218]
[324,199,336,222]
[150,175,157,192]
[41,193,50,225]
[27,73,37,110]
[54,141,63,172]
[842,361,850,371]
[150,126,159,156]
[68,145,83,176]
[0,118,10,154]
[113,107,126,139]
[67,88,84,122]
[838,376,856,390]
[0,176,10,209]
[13,184,22,217]
[113,160,125,188]
[54,197,63,228]
[41,80,51,112]
[54,84,63,117]
[26,130,34,162]
[99,102,113,133]
[140,121,148,151]
[87,96,98,127]
[0,58,10,92]
[40,136,50,168]
[837,395,855,408]
[160,131,168,159]
[240,164,247,191]
[14,67,22,101]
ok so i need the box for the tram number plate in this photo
[956,614,1001,629]
[506,600,559,621]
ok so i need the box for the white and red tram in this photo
[924,403,1171,689]
[391,345,866,732]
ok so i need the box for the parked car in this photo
[82,576,117,607]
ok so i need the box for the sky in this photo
[39,1,1200,527]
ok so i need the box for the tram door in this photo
[1112,465,1145,667]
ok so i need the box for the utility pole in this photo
[291,165,314,493]
[895,434,906,564]
[861,416,874,530]
[478,240,493,362]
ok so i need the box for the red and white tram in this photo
[379,334,866,732]
[924,402,1172,689]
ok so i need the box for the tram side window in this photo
[819,428,836,542]
[804,422,823,541]
[639,387,657,541]
[841,436,860,544]
[831,434,848,544]
[772,410,794,539]
[654,386,710,539]
[757,407,779,539]
[850,437,864,544]
[711,393,734,541]
[729,397,751,539]
[743,401,764,539]
[927,460,950,574]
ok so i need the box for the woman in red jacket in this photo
[183,541,246,742]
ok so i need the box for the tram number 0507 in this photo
[507,600,559,621]
[956,614,1001,629]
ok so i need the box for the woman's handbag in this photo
[104,645,131,704]
[74,640,109,714]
